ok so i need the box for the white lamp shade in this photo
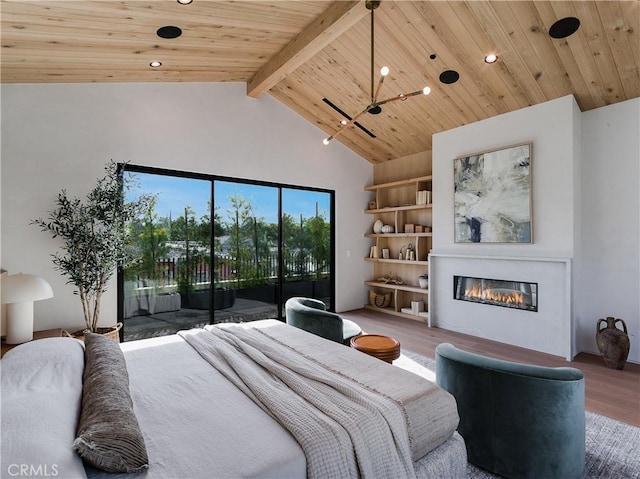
[2,273,54,344]
[1,273,54,304]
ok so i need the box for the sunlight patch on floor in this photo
[393,354,437,382]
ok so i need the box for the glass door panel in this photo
[123,172,212,341]
[281,189,333,314]
[122,167,335,335]
[213,181,279,323]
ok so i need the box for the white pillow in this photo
[1,337,88,479]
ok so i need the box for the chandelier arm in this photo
[327,105,371,142]
[377,89,425,106]
[372,74,386,105]
[323,1,430,145]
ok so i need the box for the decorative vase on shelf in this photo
[373,219,383,234]
[596,317,630,370]
[418,274,428,289]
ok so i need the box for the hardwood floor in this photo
[341,308,640,428]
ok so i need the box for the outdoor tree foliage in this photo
[123,188,331,292]
[307,209,330,279]
[225,194,272,287]
[175,206,208,296]
[128,197,169,283]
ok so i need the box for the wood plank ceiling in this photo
[1,0,638,163]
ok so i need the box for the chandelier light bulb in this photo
[322,137,332,145]
[422,86,431,95]
[380,66,390,76]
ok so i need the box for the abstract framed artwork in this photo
[454,143,532,243]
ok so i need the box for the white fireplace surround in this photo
[429,253,573,360]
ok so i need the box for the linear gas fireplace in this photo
[454,275,538,312]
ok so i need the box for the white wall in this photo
[432,95,640,363]
[1,82,372,333]
[430,254,573,358]
[433,95,579,258]
[578,98,640,362]
[432,95,579,359]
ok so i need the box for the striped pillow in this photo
[73,332,149,473]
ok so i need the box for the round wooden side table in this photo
[350,334,401,363]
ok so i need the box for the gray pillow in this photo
[73,332,149,473]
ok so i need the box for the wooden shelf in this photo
[365,232,432,238]
[364,258,429,266]
[364,175,432,191]
[365,204,431,214]
[365,171,433,326]
[363,304,428,322]
[365,280,429,294]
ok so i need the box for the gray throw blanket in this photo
[178,324,416,479]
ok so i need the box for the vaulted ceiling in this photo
[1,1,638,163]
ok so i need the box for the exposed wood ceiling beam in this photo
[246,1,367,98]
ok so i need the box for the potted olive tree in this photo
[32,160,151,340]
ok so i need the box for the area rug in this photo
[397,350,640,479]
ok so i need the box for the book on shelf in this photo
[400,307,429,318]
[416,190,432,205]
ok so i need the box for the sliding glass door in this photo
[122,172,212,342]
[121,166,334,341]
[281,188,333,310]
[212,181,279,323]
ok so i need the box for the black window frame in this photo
[117,164,336,337]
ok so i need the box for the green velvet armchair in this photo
[284,297,361,345]
[435,342,585,479]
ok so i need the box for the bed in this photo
[1,319,466,478]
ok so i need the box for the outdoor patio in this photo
[122,297,279,342]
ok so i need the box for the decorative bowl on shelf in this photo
[373,219,383,234]
[381,224,394,233]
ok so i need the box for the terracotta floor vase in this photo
[596,317,630,370]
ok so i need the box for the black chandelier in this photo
[323,0,431,145]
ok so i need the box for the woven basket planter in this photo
[64,322,123,343]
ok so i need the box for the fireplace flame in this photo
[464,285,525,306]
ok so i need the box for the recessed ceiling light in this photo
[439,70,460,85]
[150,61,162,68]
[549,17,580,39]
[177,0,193,4]
[484,53,498,64]
[340,120,348,125]
[157,26,182,39]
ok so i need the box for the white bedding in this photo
[90,333,307,479]
[1,320,466,479]
[179,324,415,478]
[250,320,460,461]
[1,338,88,479]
